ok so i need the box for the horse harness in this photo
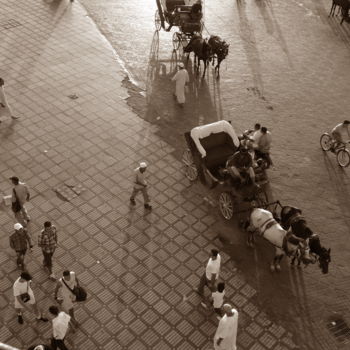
[258,217,277,237]
[258,217,304,257]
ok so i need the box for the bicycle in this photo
[320,133,350,167]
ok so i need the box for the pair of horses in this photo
[248,206,331,274]
[183,34,229,78]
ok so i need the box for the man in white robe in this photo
[214,304,239,350]
[0,78,19,122]
[171,62,189,107]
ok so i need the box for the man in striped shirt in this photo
[38,221,58,280]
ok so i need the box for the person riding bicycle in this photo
[227,147,256,185]
[331,120,350,151]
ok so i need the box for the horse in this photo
[184,34,212,78]
[249,208,309,272]
[208,35,229,77]
[329,0,350,24]
[281,206,331,274]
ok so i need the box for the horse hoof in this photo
[270,265,275,272]
[275,265,281,272]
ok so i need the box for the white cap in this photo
[140,162,147,168]
[14,223,23,230]
[178,62,184,68]
[34,346,45,350]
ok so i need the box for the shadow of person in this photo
[123,33,223,160]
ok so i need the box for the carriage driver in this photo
[227,147,256,185]
[331,120,350,150]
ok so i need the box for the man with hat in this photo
[130,162,152,210]
[10,223,33,269]
[10,176,31,226]
[171,62,189,107]
[214,304,239,350]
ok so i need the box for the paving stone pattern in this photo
[0,1,348,350]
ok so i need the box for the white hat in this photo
[178,62,184,68]
[140,162,147,168]
[34,346,45,350]
[14,223,23,230]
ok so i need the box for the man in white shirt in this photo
[214,304,239,350]
[331,120,350,149]
[130,162,152,210]
[13,272,48,324]
[197,249,221,296]
[10,176,31,226]
[49,305,74,350]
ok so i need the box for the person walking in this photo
[171,62,189,107]
[214,304,239,350]
[10,176,31,226]
[13,272,48,324]
[38,221,58,280]
[9,223,33,270]
[0,78,19,123]
[130,162,152,210]
[54,270,78,326]
[211,282,226,319]
[49,305,74,350]
[197,249,221,297]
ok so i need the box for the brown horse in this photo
[184,34,212,78]
[208,35,229,77]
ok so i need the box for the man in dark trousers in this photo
[49,305,74,350]
[38,221,58,280]
[9,223,33,270]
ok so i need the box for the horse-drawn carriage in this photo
[182,120,269,220]
[155,0,203,50]
[248,201,331,273]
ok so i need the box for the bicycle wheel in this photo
[320,133,332,151]
[336,149,350,167]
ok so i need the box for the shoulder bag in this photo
[62,277,87,302]
[20,282,30,303]
[12,189,22,213]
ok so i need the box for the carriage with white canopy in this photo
[155,0,204,50]
[182,120,269,220]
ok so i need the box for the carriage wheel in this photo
[185,165,198,181]
[320,133,333,151]
[182,149,193,166]
[336,149,350,167]
[155,10,162,31]
[219,192,235,220]
[173,32,181,50]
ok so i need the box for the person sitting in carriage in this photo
[226,147,256,185]
[166,0,202,31]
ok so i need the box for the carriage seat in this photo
[200,132,237,169]
[166,0,185,12]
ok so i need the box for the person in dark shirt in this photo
[227,147,255,184]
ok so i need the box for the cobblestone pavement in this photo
[78,0,350,349]
[0,1,349,350]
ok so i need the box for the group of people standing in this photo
[7,176,80,350]
[197,249,239,350]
